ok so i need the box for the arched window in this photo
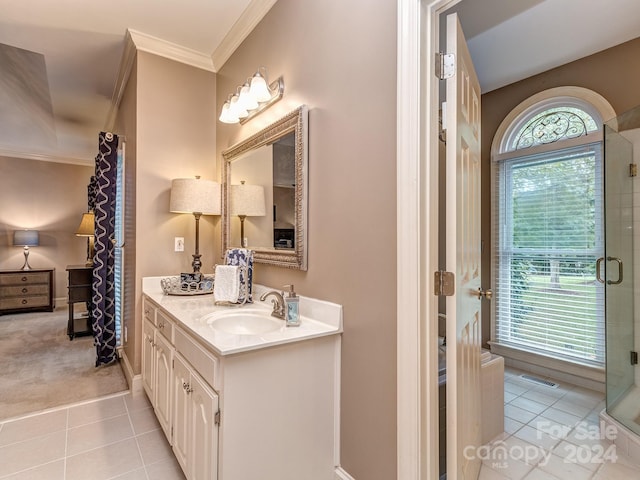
[491,87,615,368]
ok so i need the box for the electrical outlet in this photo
[175,237,184,252]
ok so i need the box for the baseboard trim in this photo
[335,467,355,480]
[121,351,143,394]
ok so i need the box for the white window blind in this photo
[494,144,605,365]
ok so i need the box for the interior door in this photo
[445,12,483,480]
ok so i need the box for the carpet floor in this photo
[0,307,128,421]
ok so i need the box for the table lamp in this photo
[75,212,95,266]
[170,176,221,273]
[230,180,266,248]
[13,229,39,270]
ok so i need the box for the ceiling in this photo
[1,0,639,165]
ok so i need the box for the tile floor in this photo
[0,392,184,480]
[479,367,640,479]
[2,367,640,479]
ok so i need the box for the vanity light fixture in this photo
[219,67,284,125]
[170,176,221,273]
[13,229,39,270]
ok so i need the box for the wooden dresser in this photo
[0,269,55,314]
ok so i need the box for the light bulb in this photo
[229,94,248,119]
[249,73,272,103]
[238,83,258,110]
[219,101,238,124]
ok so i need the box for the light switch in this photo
[175,237,184,252]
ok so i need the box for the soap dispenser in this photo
[284,284,300,327]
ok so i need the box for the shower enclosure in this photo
[604,105,640,436]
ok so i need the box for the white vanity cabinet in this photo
[172,352,219,480]
[141,300,174,442]
[141,288,341,480]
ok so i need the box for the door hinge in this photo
[434,271,455,296]
[435,52,455,80]
[214,409,221,426]
[630,163,637,177]
[631,351,638,365]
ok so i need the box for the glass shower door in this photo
[603,119,637,434]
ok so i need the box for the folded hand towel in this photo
[214,265,240,303]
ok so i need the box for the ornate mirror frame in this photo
[222,105,308,270]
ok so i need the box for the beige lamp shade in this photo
[75,212,95,236]
[230,181,266,216]
[170,177,221,215]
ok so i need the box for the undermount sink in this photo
[203,310,283,335]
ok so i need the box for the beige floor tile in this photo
[505,404,539,425]
[522,390,560,407]
[538,452,594,480]
[145,457,187,480]
[65,437,143,480]
[0,459,65,480]
[539,407,583,429]
[110,467,149,480]
[483,455,533,480]
[136,428,174,466]
[67,413,134,456]
[0,430,66,477]
[523,468,560,479]
[551,399,591,419]
[478,465,511,479]
[510,397,548,416]
[129,407,161,435]
[514,425,562,452]
[505,382,530,396]
[67,395,128,428]
[123,392,152,414]
[0,409,67,446]
[505,417,525,435]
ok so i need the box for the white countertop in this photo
[142,276,343,356]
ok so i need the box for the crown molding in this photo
[128,29,216,72]
[212,0,278,71]
[0,146,91,166]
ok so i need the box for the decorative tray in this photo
[161,274,214,296]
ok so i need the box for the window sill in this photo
[489,341,605,389]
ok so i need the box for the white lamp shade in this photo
[249,73,272,102]
[170,178,221,215]
[219,101,238,124]
[238,83,259,110]
[230,182,266,216]
[13,229,39,246]
[229,94,248,119]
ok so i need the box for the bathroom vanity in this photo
[141,277,342,480]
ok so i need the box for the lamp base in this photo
[20,247,33,270]
[192,254,202,273]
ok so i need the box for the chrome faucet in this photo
[260,290,286,320]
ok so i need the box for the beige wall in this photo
[0,156,93,299]
[119,52,217,374]
[481,37,640,346]
[216,0,397,478]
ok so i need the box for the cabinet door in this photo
[190,372,219,480]
[142,320,155,400]
[172,354,191,477]
[155,333,173,442]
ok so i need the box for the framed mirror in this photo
[222,105,308,270]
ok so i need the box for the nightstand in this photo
[66,265,93,340]
[0,269,55,314]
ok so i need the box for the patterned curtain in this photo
[91,132,119,366]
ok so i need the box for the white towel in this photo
[214,265,240,303]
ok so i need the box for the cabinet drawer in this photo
[68,285,91,303]
[68,268,92,285]
[0,272,49,286]
[156,309,174,343]
[0,295,49,309]
[143,299,156,325]
[175,327,219,391]
[0,284,49,297]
